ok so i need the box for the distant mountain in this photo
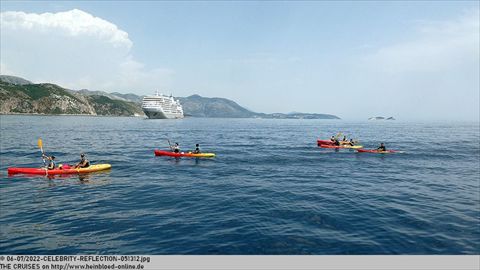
[111,92,145,103]
[115,93,339,119]
[0,75,340,119]
[177,95,339,119]
[0,75,32,85]
[77,89,130,102]
[178,94,257,118]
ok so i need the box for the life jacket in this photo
[80,158,90,168]
[48,160,56,170]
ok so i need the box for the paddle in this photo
[38,138,48,176]
[38,138,46,166]
[167,139,173,151]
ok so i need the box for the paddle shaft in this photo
[38,138,46,167]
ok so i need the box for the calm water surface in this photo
[0,115,479,254]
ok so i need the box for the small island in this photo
[368,116,396,120]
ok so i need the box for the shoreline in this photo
[0,113,342,120]
[0,112,145,118]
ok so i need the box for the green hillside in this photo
[0,81,143,116]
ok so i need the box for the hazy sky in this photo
[1,1,479,120]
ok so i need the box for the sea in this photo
[0,115,479,254]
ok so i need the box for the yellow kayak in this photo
[8,164,112,175]
[155,150,216,158]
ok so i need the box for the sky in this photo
[0,1,479,121]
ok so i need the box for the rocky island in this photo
[368,116,396,120]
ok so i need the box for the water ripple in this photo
[1,116,479,254]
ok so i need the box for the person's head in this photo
[381,143,384,146]
[350,139,353,142]
[51,156,55,160]
[175,143,179,146]
[81,153,85,158]
[196,144,199,147]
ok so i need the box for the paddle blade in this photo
[38,138,43,149]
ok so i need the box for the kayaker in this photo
[74,153,90,169]
[333,138,340,146]
[171,143,180,153]
[377,143,386,151]
[348,139,355,146]
[330,136,335,142]
[342,136,348,142]
[193,144,200,154]
[42,154,56,170]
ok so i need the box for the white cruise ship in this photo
[142,92,184,119]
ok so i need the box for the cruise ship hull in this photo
[143,107,183,119]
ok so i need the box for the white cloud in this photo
[0,9,172,94]
[365,9,479,74]
[1,9,132,49]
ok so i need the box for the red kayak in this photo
[154,150,215,158]
[357,149,399,153]
[317,139,355,146]
[317,139,334,146]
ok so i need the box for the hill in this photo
[178,94,257,118]
[0,80,143,116]
[0,75,32,85]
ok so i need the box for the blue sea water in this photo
[0,115,479,254]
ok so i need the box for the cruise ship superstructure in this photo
[142,92,184,119]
